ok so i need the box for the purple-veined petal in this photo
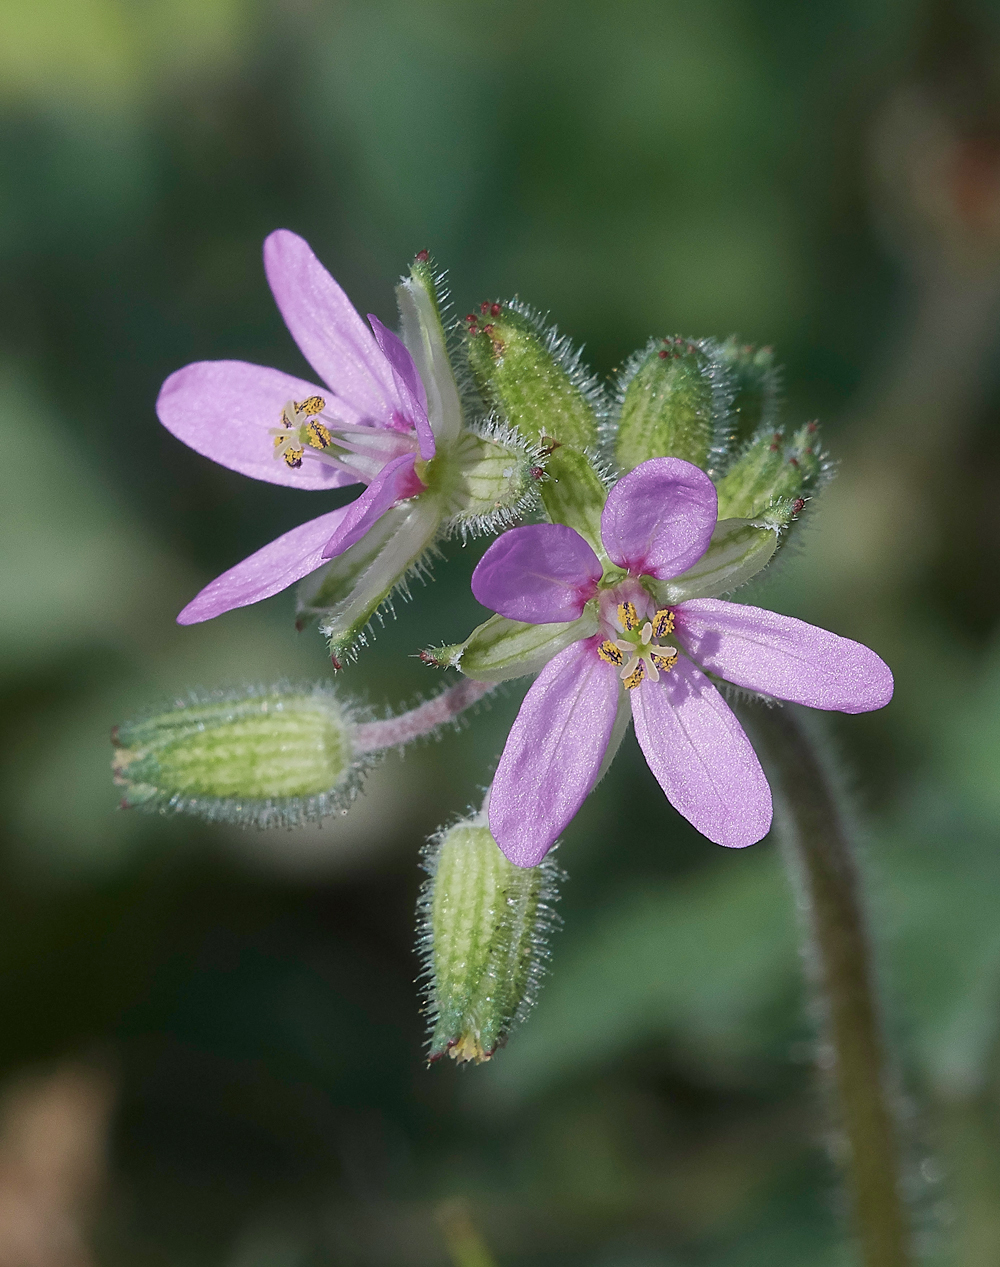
[157,361,360,490]
[675,599,894,714]
[366,315,434,458]
[631,656,772,848]
[321,453,422,559]
[600,456,718,580]
[177,506,353,625]
[472,524,603,624]
[489,639,621,867]
[263,230,402,424]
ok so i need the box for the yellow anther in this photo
[304,419,333,449]
[622,661,645,690]
[282,446,304,468]
[651,608,675,638]
[649,649,678,673]
[598,640,625,668]
[297,395,326,416]
[617,601,639,632]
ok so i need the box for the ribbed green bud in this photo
[538,445,609,560]
[111,685,365,827]
[418,815,561,1064]
[614,336,728,474]
[429,422,542,537]
[425,610,597,684]
[715,421,828,521]
[463,301,601,450]
[715,337,780,448]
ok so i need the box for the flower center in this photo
[269,398,424,482]
[597,599,678,689]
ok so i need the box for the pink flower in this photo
[471,457,893,866]
[156,230,457,655]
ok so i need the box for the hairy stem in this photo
[353,678,494,753]
[739,701,912,1267]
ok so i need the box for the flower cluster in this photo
[120,230,893,1061]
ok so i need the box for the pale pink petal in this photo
[263,230,402,424]
[489,639,622,866]
[675,599,894,713]
[321,453,422,559]
[472,524,603,624]
[157,361,359,490]
[366,315,434,458]
[631,656,772,848]
[601,456,717,580]
[177,506,353,625]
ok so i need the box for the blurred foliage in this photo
[3,0,1000,1264]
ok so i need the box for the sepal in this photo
[425,611,598,684]
[538,445,610,562]
[646,517,778,604]
[715,337,780,448]
[397,253,463,446]
[111,684,367,826]
[417,810,562,1064]
[431,420,542,538]
[715,421,829,520]
[464,300,602,450]
[613,336,730,474]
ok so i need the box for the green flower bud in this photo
[111,685,367,826]
[463,301,601,450]
[714,337,780,448]
[715,422,829,521]
[418,814,561,1064]
[613,336,730,474]
[425,610,597,684]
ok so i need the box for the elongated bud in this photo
[418,813,561,1064]
[715,338,780,448]
[111,685,367,826]
[614,336,730,474]
[464,301,601,450]
[715,421,829,521]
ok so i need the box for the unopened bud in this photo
[715,421,829,521]
[464,301,601,451]
[614,336,729,474]
[715,338,780,447]
[111,685,366,826]
[418,814,561,1063]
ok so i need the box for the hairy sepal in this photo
[427,612,597,684]
[435,420,542,539]
[715,421,830,521]
[397,255,463,447]
[296,497,442,664]
[538,445,610,562]
[417,813,562,1064]
[647,517,778,604]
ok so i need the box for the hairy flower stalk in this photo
[112,679,494,827]
[740,702,912,1267]
[418,807,561,1063]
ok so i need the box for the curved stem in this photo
[738,701,912,1267]
[353,678,494,753]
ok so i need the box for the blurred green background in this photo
[2,0,1000,1263]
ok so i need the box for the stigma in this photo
[597,601,678,688]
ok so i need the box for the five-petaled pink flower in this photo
[156,229,455,643]
[471,457,893,866]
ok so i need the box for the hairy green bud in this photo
[111,685,366,826]
[715,422,829,521]
[715,337,780,448]
[614,336,729,474]
[418,814,561,1064]
[463,301,601,450]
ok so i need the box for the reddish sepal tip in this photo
[415,249,430,261]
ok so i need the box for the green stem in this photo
[738,702,912,1267]
[435,1199,498,1267]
